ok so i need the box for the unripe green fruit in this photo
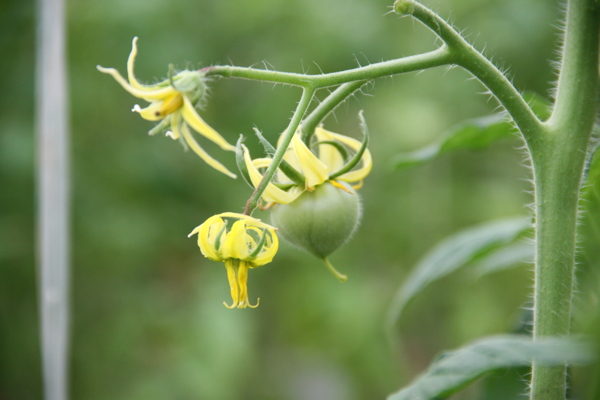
[270,181,362,259]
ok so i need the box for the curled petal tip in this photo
[96,65,113,73]
[247,298,260,308]
[165,131,178,140]
[223,301,238,309]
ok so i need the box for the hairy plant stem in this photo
[301,80,369,142]
[205,47,452,89]
[529,0,600,398]
[405,1,543,145]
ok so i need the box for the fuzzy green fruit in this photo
[270,181,362,260]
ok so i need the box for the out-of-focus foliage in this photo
[0,0,580,399]
[388,335,594,400]
[390,92,552,170]
[571,143,600,400]
[386,217,531,332]
[579,143,600,273]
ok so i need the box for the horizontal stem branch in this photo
[204,47,453,89]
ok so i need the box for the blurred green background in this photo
[3,0,598,399]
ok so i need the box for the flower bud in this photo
[394,0,415,15]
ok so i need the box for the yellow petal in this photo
[132,102,163,121]
[97,65,177,101]
[181,96,236,152]
[277,133,302,169]
[315,127,372,183]
[179,123,237,178]
[251,228,279,266]
[222,220,249,260]
[160,93,184,117]
[242,145,303,204]
[126,37,159,92]
[314,128,345,171]
[189,216,226,261]
[291,134,329,190]
[336,149,372,182]
[215,212,278,231]
[236,261,259,308]
[223,260,240,308]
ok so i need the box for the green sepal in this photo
[314,140,350,161]
[329,110,369,180]
[167,63,177,88]
[273,183,296,190]
[173,115,189,151]
[168,64,204,103]
[249,228,268,259]
[235,135,254,189]
[213,220,229,251]
[148,117,172,136]
[253,128,306,186]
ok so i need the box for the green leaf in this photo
[473,242,534,277]
[385,218,531,332]
[387,335,594,400]
[390,114,511,170]
[390,92,551,170]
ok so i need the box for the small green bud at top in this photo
[394,0,415,16]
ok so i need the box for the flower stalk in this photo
[243,88,315,215]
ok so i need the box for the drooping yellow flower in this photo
[189,212,279,308]
[243,126,372,204]
[97,37,237,178]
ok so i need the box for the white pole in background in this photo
[36,0,70,398]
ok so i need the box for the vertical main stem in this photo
[530,140,588,399]
[530,0,599,398]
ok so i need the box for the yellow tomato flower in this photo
[97,37,237,178]
[243,126,372,204]
[188,212,279,309]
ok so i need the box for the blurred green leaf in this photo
[390,92,551,170]
[473,242,534,277]
[580,143,600,268]
[387,335,594,400]
[386,218,531,332]
[476,366,530,400]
